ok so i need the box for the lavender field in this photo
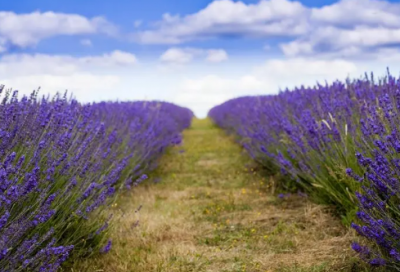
[4,70,400,271]
[0,85,193,271]
[4,0,400,271]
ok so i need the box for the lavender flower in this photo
[100,240,112,254]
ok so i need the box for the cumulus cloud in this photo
[0,50,137,77]
[174,74,266,116]
[310,0,400,28]
[164,54,359,117]
[282,0,400,57]
[173,57,365,117]
[4,0,399,60]
[0,11,117,52]
[0,51,138,102]
[281,26,400,58]
[206,49,228,63]
[1,74,120,101]
[1,50,398,118]
[160,48,197,64]
[160,47,228,64]
[253,58,359,89]
[130,0,400,59]
[80,50,138,66]
[132,0,309,44]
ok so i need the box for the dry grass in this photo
[69,118,368,272]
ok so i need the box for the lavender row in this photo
[0,85,193,271]
[208,70,400,268]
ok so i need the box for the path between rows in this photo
[72,118,357,272]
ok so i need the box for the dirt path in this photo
[72,118,360,272]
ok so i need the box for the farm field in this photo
[5,1,400,271]
[71,118,363,272]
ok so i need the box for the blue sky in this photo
[0,0,292,57]
[1,0,400,117]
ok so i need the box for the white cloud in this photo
[0,50,137,77]
[281,26,400,57]
[130,0,400,59]
[0,54,78,76]
[4,0,398,62]
[280,40,314,57]
[206,49,228,63]
[311,0,400,28]
[1,74,120,101]
[0,11,117,51]
[281,0,400,57]
[253,58,359,89]
[2,50,400,118]
[160,48,196,64]
[173,57,365,117]
[133,0,309,44]
[0,51,139,102]
[80,39,92,47]
[174,74,266,116]
[160,47,228,65]
[80,50,138,66]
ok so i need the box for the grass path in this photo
[72,118,361,272]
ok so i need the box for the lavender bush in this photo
[209,70,400,269]
[0,85,193,271]
[209,79,365,219]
